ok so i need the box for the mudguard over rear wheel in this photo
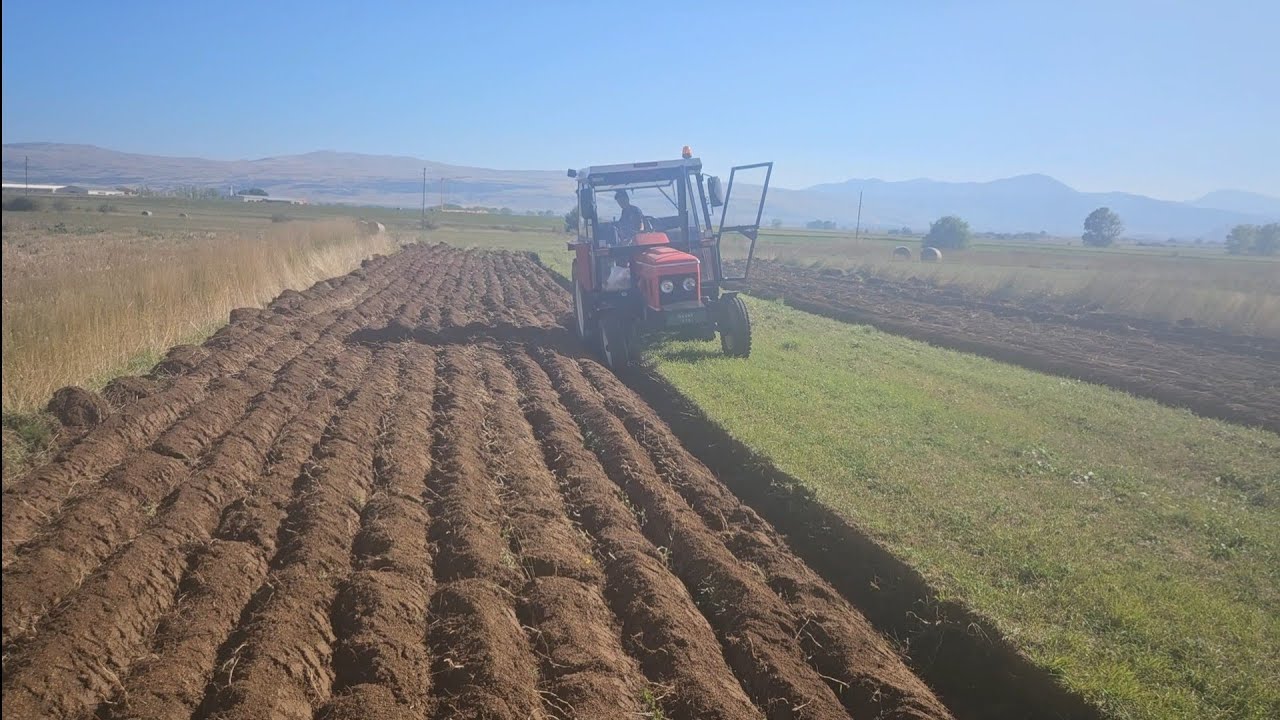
[719,294,751,358]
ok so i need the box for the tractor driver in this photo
[614,189,645,244]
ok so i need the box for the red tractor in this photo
[567,149,773,369]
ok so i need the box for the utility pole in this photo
[854,190,863,241]
[421,167,427,225]
[25,155,29,195]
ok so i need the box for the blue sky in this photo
[3,1,1277,199]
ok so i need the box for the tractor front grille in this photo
[660,274,698,304]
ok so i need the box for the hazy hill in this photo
[4,143,1274,238]
[1189,189,1280,217]
[2,142,574,210]
[800,174,1277,238]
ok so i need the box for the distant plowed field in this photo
[745,261,1280,433]
[3,245,966,719]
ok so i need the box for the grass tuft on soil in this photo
[647,296,1279,720]
[2,410,59,488]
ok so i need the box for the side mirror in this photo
[578,187,597,222]
[567,169,577,178]
[707,176,724,207]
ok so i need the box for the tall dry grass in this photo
[2,218,394,412]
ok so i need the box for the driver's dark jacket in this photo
[617,205,644,242]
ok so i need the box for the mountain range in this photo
[4,143,1276,239]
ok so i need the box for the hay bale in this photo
[893,245,911,260]
[921,246,942,263]
[357,219,386,236]
[141,210,153,216]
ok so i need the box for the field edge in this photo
[622,363,1105,719]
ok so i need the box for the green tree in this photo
[1082,207,1123,247]
[1225,224,1258,255]
[771,218,783,228]
[923,215,971,249]
[236,188,268,197]
[563,206,579,233]
[1255,223,1280,256]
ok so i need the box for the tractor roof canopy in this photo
[574,158,703,188]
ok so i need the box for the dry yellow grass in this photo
[2,217,394,412]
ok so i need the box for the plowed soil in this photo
[2,245,977,719]
[744,261,1280,433]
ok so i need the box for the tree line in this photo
[1225,223,1280,256]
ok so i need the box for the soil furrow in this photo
[97,349,372,720]
[480,347,648,718]
[424,344,545,719]
[507,349,763,720]
[2,370,291,651]
[539,349,858,719]
[579,361,953,720]
[320,344,437,720]
[0,346,365,720]
[194,348,399,720]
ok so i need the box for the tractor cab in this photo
[567,148,773,369]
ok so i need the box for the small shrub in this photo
[4,196,43,212]
[98,203,117,213]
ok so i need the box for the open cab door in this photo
[714,162,773,281]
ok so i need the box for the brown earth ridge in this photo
[1,245,987,720]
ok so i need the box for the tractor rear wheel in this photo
[598,315,634,371]
[719,295,752,358]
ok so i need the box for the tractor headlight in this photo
[682,277,697,292]
[660,280,675,294]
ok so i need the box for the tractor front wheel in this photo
[719,295,752,358]
[598,315,635,371]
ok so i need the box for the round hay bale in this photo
[921,246,942,263]
[358,219,386,235]
[141,210,153,216]
[47,386,110,427]
[893,245,911,260]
